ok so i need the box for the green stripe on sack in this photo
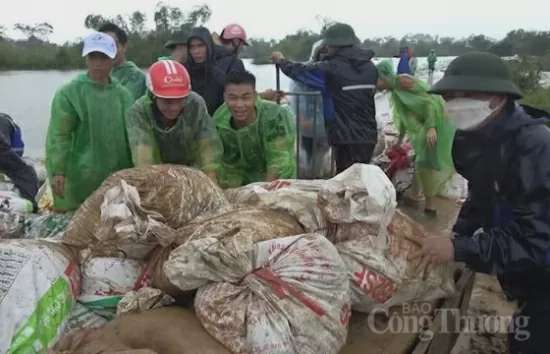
[8,277,74,354]
[79,296,123,321]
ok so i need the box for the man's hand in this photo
[260,89,285,102]
[426,128,437,147]
[51,175,65,197]
[272,51,285,63]
[407,234,455,269]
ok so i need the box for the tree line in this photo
[1,3,550,70]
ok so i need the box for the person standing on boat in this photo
[272,22,378,173]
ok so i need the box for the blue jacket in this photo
[452,104,550,303]
[288,68,335,126]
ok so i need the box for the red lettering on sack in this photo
[266,180,292,191]
[64,262,81,297]
[340,303,352,326]
[353,266,396,303]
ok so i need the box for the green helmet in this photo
[430,52,522,99]
[323,23,359,47]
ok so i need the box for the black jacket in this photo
[185,27,226,115]
[452,103,550,303]
[0,133,38,210]
[214,45,245,74]
[278,46,378,145]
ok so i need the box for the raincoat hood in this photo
[332,46,375,70]
[187,26,215,65]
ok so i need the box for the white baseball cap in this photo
[82,32,117,59]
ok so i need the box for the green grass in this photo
[521,87,550,113]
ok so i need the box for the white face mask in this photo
[444,97,498,131]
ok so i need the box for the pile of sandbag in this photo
[5,163,459,354]
[166,234,351,354]
[62,165,231,260]
[0,240,80,353]
[225,164,396,243]
[139,207,304,298]
[225,164,456,312]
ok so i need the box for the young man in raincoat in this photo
[376,60,455,215]
[125,60,222,183]
[185,27,227,115]
[46,32,134,211]
[411,52,550,353]
[99,23,146,101]
[215,71,296,188]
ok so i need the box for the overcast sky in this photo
[1,0,548,44]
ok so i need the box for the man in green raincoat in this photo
[215,71,296,188]
[99,23,146,101]
[376,60,455,216]
[126,60,222,182]
[46,32,134,211]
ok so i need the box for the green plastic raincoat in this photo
[125,92,222,175]
[46,73,134,211]
[111,61,147,101]
[215,98,297,188]
[377,60,455,197]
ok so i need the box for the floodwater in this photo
[0,58,451,158]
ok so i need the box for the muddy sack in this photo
[172,234,350,354]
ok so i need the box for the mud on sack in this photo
[165,233,351,354]
[224,164,397,241]
[139,207,304,298]
[62,165,230,260]
[336,210,456,312]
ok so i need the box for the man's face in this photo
[86,52,114,81]
[171,44,188,64]
[189,39,207,63]
[156,97,186,121]
[224,83,256,124]
[104,31,127,66]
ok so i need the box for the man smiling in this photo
[214,71,296,188]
